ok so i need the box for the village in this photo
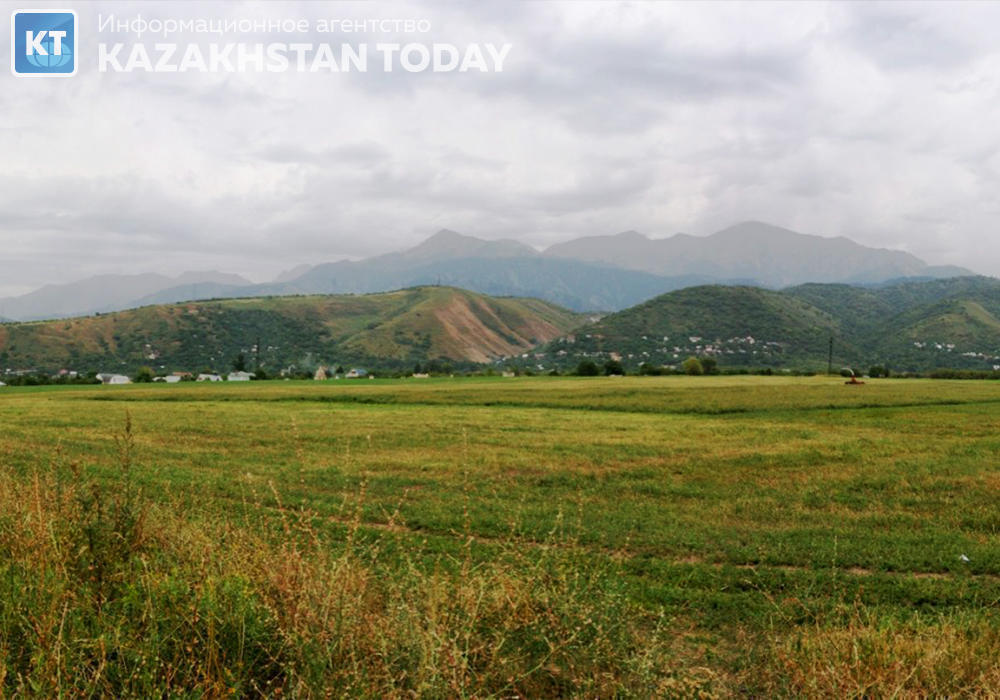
[534,332,1000,373]
[0,366,374,386]
[515,332,795,373]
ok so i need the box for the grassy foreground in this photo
[1,376,999,696]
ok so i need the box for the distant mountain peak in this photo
[427,228,470,242]
[711,221,808,239]
[273,264,314,284]
[404,229,537,260]
[614,230,648,240]
[411,229,479,252]
[174,270,252,286]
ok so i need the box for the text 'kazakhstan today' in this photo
[98,42,512,73]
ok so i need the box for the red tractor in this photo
[843,368,865,385]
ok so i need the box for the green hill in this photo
[546,277,1000,372]
[0,287,583,374]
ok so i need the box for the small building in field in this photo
[197,373,222,382]
[227,371,254,382]
[154,375,182,383]
[346,368,368,379]
[98,373,131,385]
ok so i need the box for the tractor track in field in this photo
[66,392,1000,418]
[315,511,1000,584]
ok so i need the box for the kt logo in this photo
[11,9,77,77]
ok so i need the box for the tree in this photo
[232,353,247,372]
[682,356,704,376]
[700,356,718,375]
[576,359,600,376]
[133,366,154,383]
[603,359,625,376]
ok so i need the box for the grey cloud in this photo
[840,3,989,72]
[255,141,390,166]
[0,0,999,290]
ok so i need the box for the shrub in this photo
[576,360,600,376]
[603,359,625,376]
[682,357,703,376]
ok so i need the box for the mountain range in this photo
[0,276,997,374]
[0,222,974,320]
[544,221,971,285]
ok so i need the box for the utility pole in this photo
[828,335,834,376]
[255,335,261,371]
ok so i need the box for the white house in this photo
[346,368,368,378]
[197,373,222,382]
[153,375,182,383]
[227,371,254,381]
[98,373,131,385]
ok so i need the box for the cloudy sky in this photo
[2,0,1000,296]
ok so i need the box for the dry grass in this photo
[752,609,1000,697]
[0,417,690,697]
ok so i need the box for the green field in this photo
[2,376,999,696]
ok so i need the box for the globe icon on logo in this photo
[25,35,72,69]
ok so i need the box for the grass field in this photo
[2,376,999,696]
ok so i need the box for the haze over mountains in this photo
[545,222,970,286]
[0,222,976,320]
[0,271,252,322]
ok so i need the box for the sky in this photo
[2,0,1000,297]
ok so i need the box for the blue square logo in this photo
[11,9,77,77]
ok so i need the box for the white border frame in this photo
[11,9,78,78]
